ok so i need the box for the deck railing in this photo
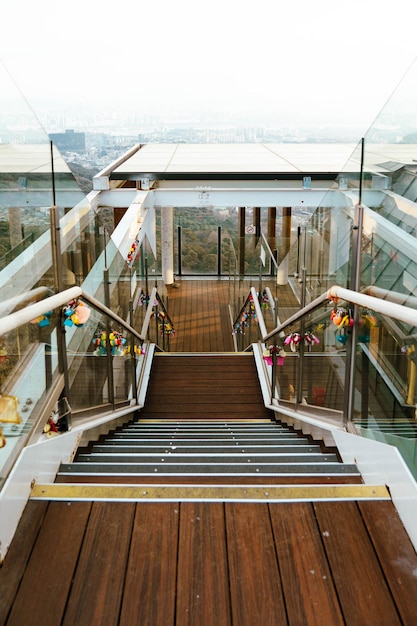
[234,283,417,479]
[0,284,176,487]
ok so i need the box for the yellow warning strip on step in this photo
[30,483,390,502]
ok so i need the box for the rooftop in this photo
[111,143,417,181]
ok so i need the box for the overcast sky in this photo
[1,0,416,132]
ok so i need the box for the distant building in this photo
[49,129,86,153]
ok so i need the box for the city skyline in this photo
[1,0,416,139]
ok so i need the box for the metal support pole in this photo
[217,226,222,276]
[271,344,277,405]
[50,204,71,404]
[129,298,137,401]
[296,264,307,405]
[103,267,115,406]
[145,256,149,300]
[258,260,263,304]
[238,207,246,277]
[50,141,56,206]
[178,225,182,276]
[343,138,365,426]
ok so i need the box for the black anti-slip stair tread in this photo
[113,436,298,442]
[57,462,360,475]
[126,422,283,426]
[113,428,300,434]
[90,444,320,454]
[117,434,297,440]
[118,426,293,432]
[73,453,340,464]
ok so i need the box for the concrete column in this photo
[8,207,22,249]
[267,207,276,243]
[253,207,261,238]
[161,206,174,285]
[277,256,289,285]
[278,207,292,285]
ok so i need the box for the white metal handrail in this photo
[0,286,144,341]
[264,285,417,343]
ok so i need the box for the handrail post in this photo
[271,343,277,405]
[129,298,138,401]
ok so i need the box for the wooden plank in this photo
[269,502,344,625]
[120,502,179,624]
[6,501,91,626]
[0,500,48,625]
[225,502,288,625]
[176,502,231,626]
[314,501,402,625]
[62,502,135,626]
[359,500,417,626]
[166,280,236,353]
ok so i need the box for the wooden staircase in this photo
[55,353,363,488]
[55,421,364,488]
[3,352,417,626]
[142,353,273,420]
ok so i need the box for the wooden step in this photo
[63,419,358,487]
[143,353,272,420]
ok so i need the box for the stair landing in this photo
[2,496,417,625]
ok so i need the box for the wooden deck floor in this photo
[1,497,417,625]
[165,279,235,352]
[161,278,298,353]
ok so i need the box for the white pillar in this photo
[277,256,289,285]
[161,206,174,285]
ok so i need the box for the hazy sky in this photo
[1,0,416,131]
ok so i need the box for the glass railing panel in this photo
[359,58,417,278]
[275,352,346,414]
[352,301,416,413]
[363,230,417,294]
[0,60,94,299]
[64,297,138,413]
[354,428,417,482]
[0,314,62,487]
[352,339,417,480]
[59,200,103,290]
[272,297,347,414]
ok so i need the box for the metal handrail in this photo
[264,285,417,344]
[0,286,144,341]
[0,286,54,317]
